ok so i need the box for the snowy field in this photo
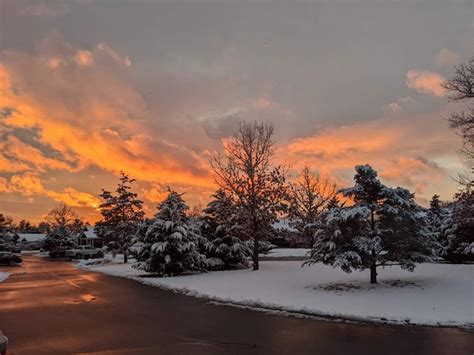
[0,272,10,283]
[261,248,310,258]
[78,260,473,328]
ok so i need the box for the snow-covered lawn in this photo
[0,272,10,283]
[78,260,474,328]
[262,248,310,258]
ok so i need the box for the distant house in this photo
[272,218,298,233]
[18,233,47,244]
[76,226,102,248]
[270,218,308,248]
[16,233,47,250]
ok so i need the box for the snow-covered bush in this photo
[132,189,206,276]
[205,234,250,269]
[305,165,438,283]
[204,257,225,271]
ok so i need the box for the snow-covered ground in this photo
[262,248,310,258]
[0,272,10,283]
[77,260,473,328]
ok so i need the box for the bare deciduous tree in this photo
[46,203,82,233]
[211,121,288,270]
[442,57,474,162]
[289,167,337,243]
[188,203,204,218]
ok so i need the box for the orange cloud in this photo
[48,188,101,209]
[9,173,45,196]
[74,50,94,66]
[379,157,444,194]
[279,113,462,203]
[1,172,101,208]
[1,135,75,172]
[406,69,445,97]
[0,35,215,190]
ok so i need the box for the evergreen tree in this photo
[132,189,206,275]
[202,189,250,269]
[44,225,75,251]
[428,194,448,256]
[326,196,343,210]
[96,172,144,263]
[442,189,474,262]
[305,165,437,283]
[429,194,442,216]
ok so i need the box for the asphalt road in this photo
[0,255,472,355]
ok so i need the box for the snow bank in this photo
[77,258,112,267]
[0,272,10,283]
[78,260,474,328]
[76,253,134,267]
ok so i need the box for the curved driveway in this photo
[0,256,472,354]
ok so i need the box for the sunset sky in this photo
[0,0,473,223]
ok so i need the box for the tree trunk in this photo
[253,236,259,271]
[123,248,128,264]
[370,262,377,284]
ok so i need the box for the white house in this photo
[76,226,102,248]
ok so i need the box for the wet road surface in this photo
[0,255,472,354]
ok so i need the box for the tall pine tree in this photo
[305,165,437,283]
[442,189,474,262]
[96,172,144,263]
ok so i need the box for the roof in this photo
[78,225,99,239]
[18,233,47,243]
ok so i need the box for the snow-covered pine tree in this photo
[304,165,437,283]
[429,194,442,216]
[326,196,343,210]
[428,194,450,256]
[443,188,474,262]
[202,189,250,269]
[95,172,144,263]
[132,189,206,275]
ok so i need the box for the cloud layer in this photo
[1,0,472,222]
